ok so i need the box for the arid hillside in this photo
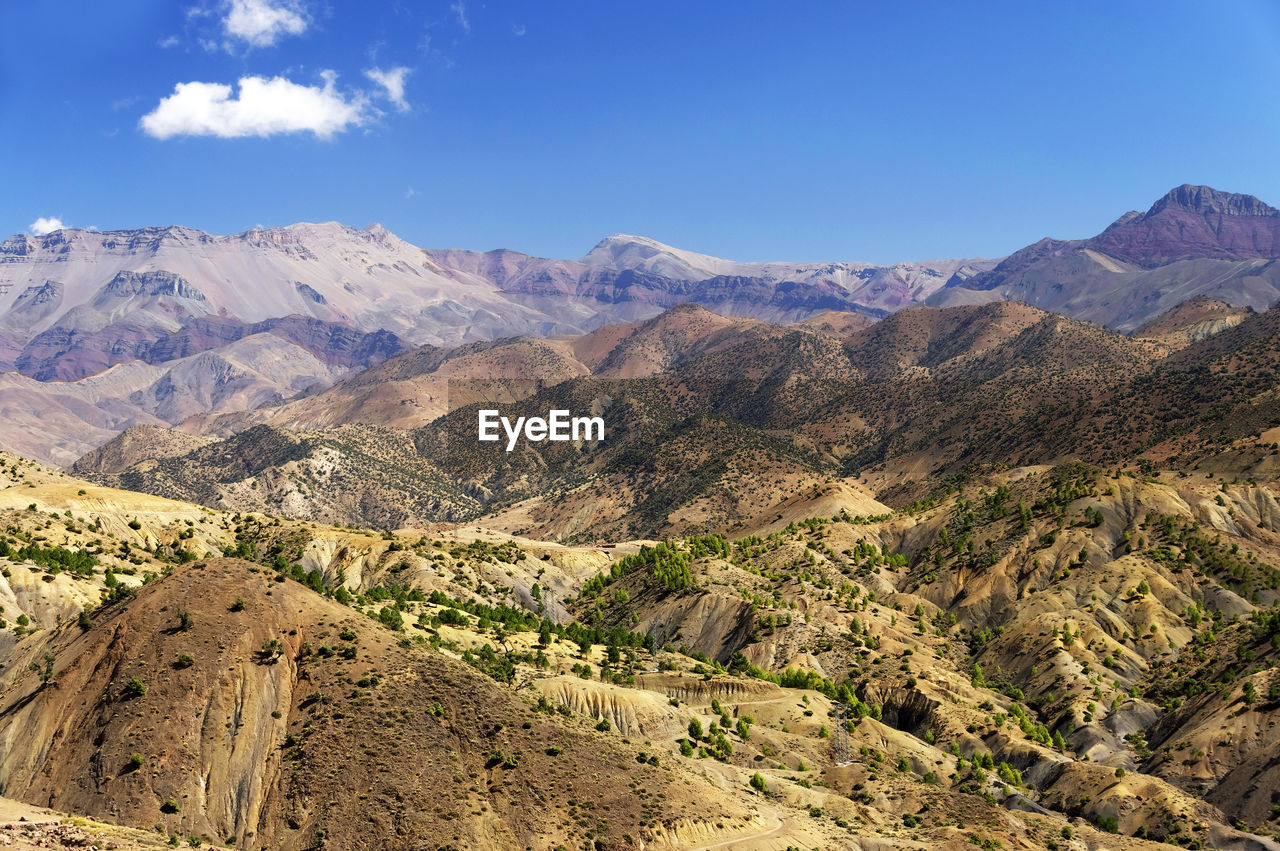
[3,452,1280,849]
[76,297,1280,542]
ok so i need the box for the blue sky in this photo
[3,1,1279,263]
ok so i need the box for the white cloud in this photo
[451,0,470,34]
[158,34,181,49]
[29,217,66,236]
[405,187,420,199]
[140,72,367,139]
[223,0,309,47]
[365,66,411,112]
[512,23,525,36]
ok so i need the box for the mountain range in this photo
[4,184,1280,468]
[5,185,1280,849]
[0,222,988,465]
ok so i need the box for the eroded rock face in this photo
[15,314,408,382]
[100,270,207,301]
[0,563,300,845]
[0,559,760,851]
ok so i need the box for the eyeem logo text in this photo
[478,409,605,452]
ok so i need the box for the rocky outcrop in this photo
[99,270,206,301]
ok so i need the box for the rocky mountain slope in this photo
[1133,296,1255,350]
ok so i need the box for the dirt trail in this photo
[693,812,792,850]
[688,760,812,851]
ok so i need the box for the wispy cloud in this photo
[417,25,455,68]
[29,217,66,236]
[365,66,411,112]
[222,0,309,48]
[157,34,181,49]
[140,71,367,139]
[450,0,470,34]
[405,187,420,199]
[512,23,525,37]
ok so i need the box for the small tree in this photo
[377,606,403,631]
[688,717,703,740]
[749,772,766,793]
[29,652,55,684]
[260,638,284,661]
[176,609,192,631]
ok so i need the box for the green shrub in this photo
[438,608,468,626]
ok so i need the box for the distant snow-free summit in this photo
[933,184,1280,330]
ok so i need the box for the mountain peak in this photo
[579,233,740,279]
[1145,184,1278,219]
[1082,184,1280,268]
[580,233,683,263]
